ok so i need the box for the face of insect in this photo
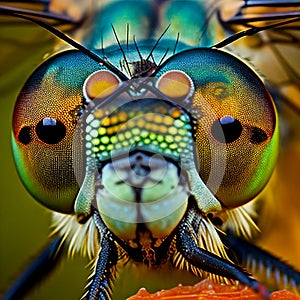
[12,44,278,257]
[2,0,300,299]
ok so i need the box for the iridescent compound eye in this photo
[155,48,278,208]
[11,50,114,213]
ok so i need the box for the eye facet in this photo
[36,117,66,144]
[211,116,243,143]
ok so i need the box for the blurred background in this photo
[0,1,300,299]
[0,17,89,299]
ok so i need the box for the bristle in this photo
[173,32,180,54]
[111,24,132,78]
[244,252,300,293]
[172,211,234,286]
[51,212,98,259]
[224,202,260,240]
[145,24,171,61]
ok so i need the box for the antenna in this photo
[0,6,129,81]
[0,4,78,24]
[212,17,300,49]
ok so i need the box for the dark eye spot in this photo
[211,116,242,143]
[18,126,32,145]
[250,127,268,144]
[36,117,66,144]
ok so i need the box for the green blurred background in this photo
[0,19,91,299]
[1,11,300,300]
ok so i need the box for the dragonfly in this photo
[0,0,300,299]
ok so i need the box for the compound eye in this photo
[190,52,278,208]
[11,50,110,213]
[83,70,121,101]
[156,70,193,100]
[154,48,278,209]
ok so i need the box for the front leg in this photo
[84,209,118,300]
[176,214,270,299]
[222,232,300,292]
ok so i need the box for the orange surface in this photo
[128,280,300,300]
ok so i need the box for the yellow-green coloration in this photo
[85,99,193,162]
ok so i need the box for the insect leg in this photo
[3,236,64,300]
[176,214,270,298]
[222,233,300,292]
[84,209,118,300]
